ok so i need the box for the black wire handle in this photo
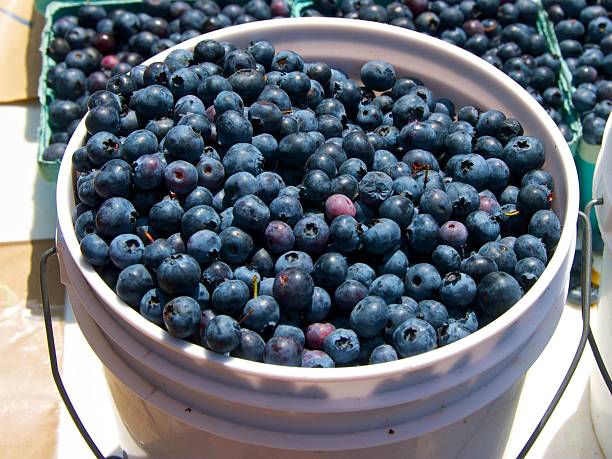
[40,202,611,459]
[39,246,121,459]
[516,197,611,459]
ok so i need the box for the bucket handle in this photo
[517,197,612,459]
[40,203,612,459]
[39,246,123,459]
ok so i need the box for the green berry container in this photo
[37,0,297,182]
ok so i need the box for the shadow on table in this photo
[541,376,605,459]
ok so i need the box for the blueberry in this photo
[437,322,472,346]
[116,264,154,308]
[415,299,449,329]
[514,257,546,290]
[157,254,201,297]
[294,216,330,254]
[300,169,333,203]
[514,234,548,264]
[139,288,168,326]
[302,350,335,368]
[345,263,376,288]
[149,197,184,234]
[273,324,305,348]
[476,271,523,318]
[369,274,404,304]
[185,187,214,210]
[205,315,241,353]
[95,197,137,238]
[86,131,123,166]
[342,131,375,167]
[232,194,270,233]
[216,109,253,147]
[528,209,561,253]
[324,328,360,364]
[431,245,461,275]
[131,85,174,119]
[478,241,517,274]
[275,250,314,274]
[407,214,439,254]
[384,302,417,340]
[313,252,348,290]
[80,234,110,267]
[503,136,545,177]
[278,133,317,169]
[231,329,265,362]
[269,196,303,226]
[379,249,409,278]
[164,160,198,195]
[362,218,401,255]
[369,344,398,364]
[304,287,332,322]
[273,268,314,311]
[517,183,552,216]
[163,125,204,164]
[465,210,500,245]
[187,229,221,265]
[379,195,414,228]
[182,205,220,238]
[264,336,302,366]
[392,318,437,358]
[210,280,250,315]
[220,226,254,264]
[109,234,144,269]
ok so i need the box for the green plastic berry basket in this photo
[38,0,298,183]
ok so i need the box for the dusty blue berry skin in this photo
[242,295,280,333]
[359,171,394,207]
[80,233,110,267]
[334,280,369,314]
[514,257,546,291]
[350,296,389,338]
[384,303,417,340]
[233,194,270,232]
[363,218,401,255]
[294,216,330,255]
[231,329,265,362]
[205,315,241,353]
[514,234,547,263]
[273,267,315,311]
[479,241,518,274]
[115,264,154,308]
[503,136,545,177]
[330,215,363,255]
[313,252,348,290]
[465,210,501,245]
[392,318,437,358]
[369,344,399,364]
[438,322,472,346]
[379,249,409,278]
[211,280,250,315]
[304,286,332,322]
[404,263,442,301]
[528,210,561,253]
[274,250,313,274]
[273,324,306,348]
[109,234,145,269]
[302,350,336,368]
[157,254,201,297]
[140,288,168,327]
[416,300,449,329]
[431,245,461,275]
[95,197,137,239]
[163,125,204,164]
[163,296,201,339]
[324,328,361,365]
[439,272,477,308]
[476,271,524,319]
[407,214,440,254]
[264,336,302,366]
[369,274,404,304]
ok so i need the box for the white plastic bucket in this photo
[591,115,612,458]
[56,18,579,459]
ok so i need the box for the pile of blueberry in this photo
[73,39,562,368]
[43,0,290,162]
[300,0,576,141]
[543,0,612,144]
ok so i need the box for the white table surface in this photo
[2,101,607,459]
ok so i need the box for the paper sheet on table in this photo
[0,0,44,102]
[0,241,65,459]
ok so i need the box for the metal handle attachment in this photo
[39,246,122,459]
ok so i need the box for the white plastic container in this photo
[591,115,612,458]
[56,18,579,459]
